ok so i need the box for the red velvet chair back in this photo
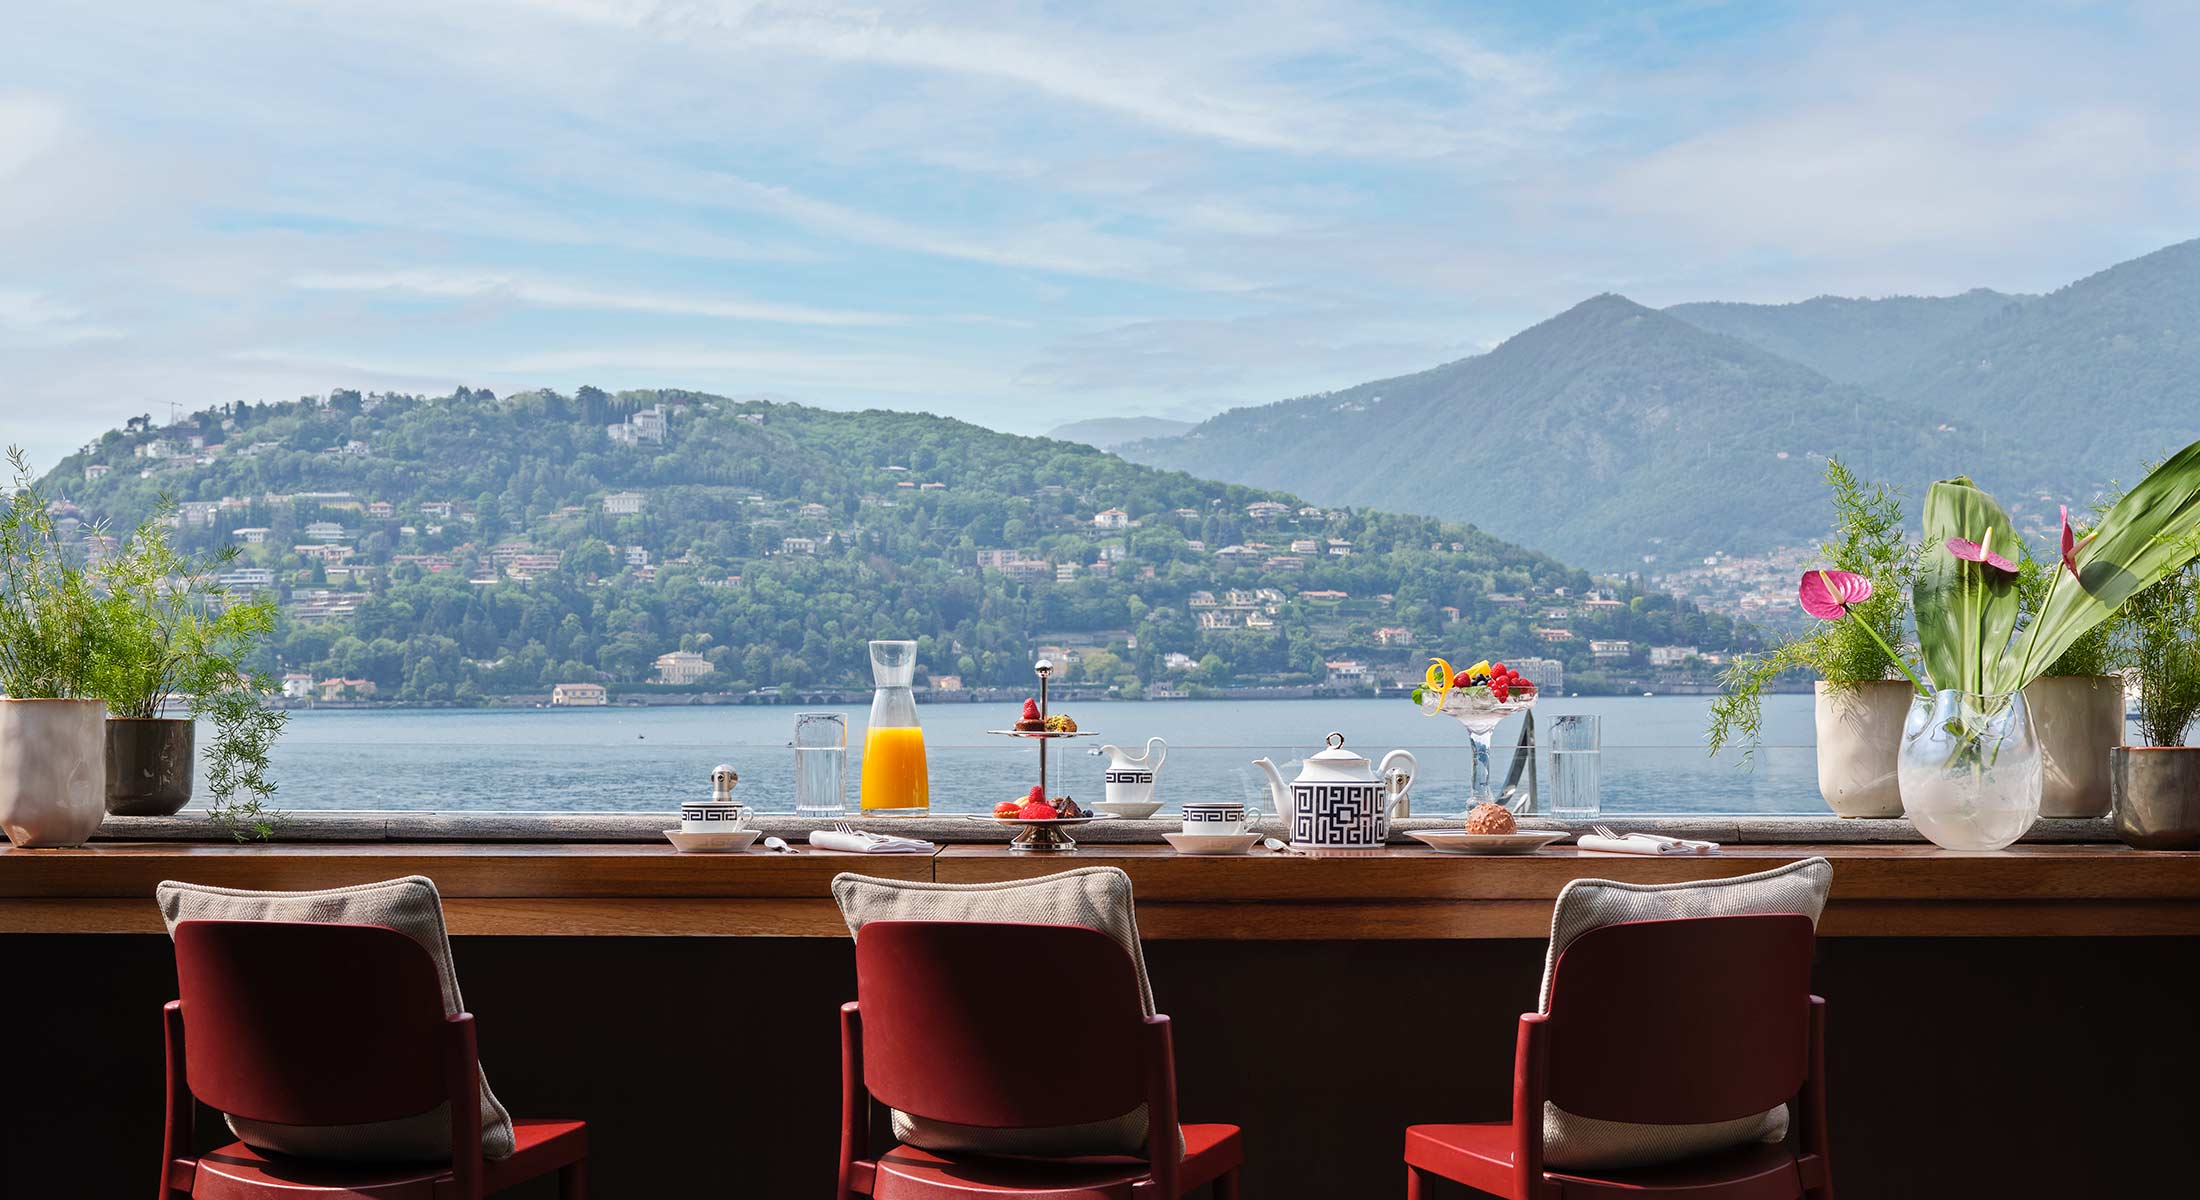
[854,921,1149,1129]
[1543,913,1816,1126]
[173,919,453,1126]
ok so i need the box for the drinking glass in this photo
[1548,714,1601,819]
[794,712,848,816]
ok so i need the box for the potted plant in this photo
[2018,519,2126,819]
[0,448,111,847]
[1709,461,1920,817]
[1899,442,2200,849]
[2111,561,2200,849]
[93,510,286,821]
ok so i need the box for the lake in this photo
[250,694,1826,816]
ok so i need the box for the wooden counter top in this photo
[6,840,2197,938]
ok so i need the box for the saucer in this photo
[665,828,761,853]
[1404,829,1569,855]
[1162,831,1262,856]
[1094,800,1162,820]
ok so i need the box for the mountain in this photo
[1120,295,1975,568]
[39,389,1751,702]
[1874,239,2200,484]
[1048,416,1197,449]
[1666,289,2026,387]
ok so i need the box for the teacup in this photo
[1180,801,1250,836]
[680,800,753,835]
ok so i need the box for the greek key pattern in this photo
[1105,770,1155,784]
[1183,806,1245,826]
[680,806,747,822]
[1290,784,1384,847]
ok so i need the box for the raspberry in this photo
[1021,800,1058,820]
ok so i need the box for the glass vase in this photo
[1897,689,2042,851]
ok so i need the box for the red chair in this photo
[838,920,1244,1199]
[160,919,587,1199]
[1404,914,1831,1200]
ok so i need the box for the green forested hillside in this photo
[1121,296,1980,568]
[1876,239,2200,480]
[1665,289,2025,386]
[41,389,1750,702]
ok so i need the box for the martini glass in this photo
[1419,686,1538,807]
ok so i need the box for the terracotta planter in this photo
[2111,746,2200,850]
[2025,675,2127,818]
[1814,680,1910,818]
[0,698,109,847]
[106,717,196,817]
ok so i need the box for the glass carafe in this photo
[859,640,930,816]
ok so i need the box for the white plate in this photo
[664,828,761,853]
[1162,831,1262,856]
[1094,800,1162,820]
[1404,829,1569,855]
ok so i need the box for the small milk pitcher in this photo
[1099,737,1167,807]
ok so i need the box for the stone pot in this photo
[106,717,196,817]
[2025,675,2126,818]
[2110,746,2200,850]
[0,698,110,848]
[1814,680,1911,818]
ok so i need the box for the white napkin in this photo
[1576,833,1720,855]
[808,829,936,854]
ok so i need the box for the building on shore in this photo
[653,650,714,686]
[551,682,609,706]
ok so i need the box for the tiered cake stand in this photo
[983,658,1110,851]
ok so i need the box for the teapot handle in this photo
[1145,737,1167,771]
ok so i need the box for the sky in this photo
[3,0,2197,470]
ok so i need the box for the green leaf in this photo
[2014,438,2200,689]
[1913,476,2020,694]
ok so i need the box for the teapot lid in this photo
[1307,731,1364,766]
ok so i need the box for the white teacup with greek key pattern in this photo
[681,800,753,835]
[1180,801,1250,836]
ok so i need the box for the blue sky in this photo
[3,1,2196,469]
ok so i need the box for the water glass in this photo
[1548,714,1601,819]
[793,712,848,816]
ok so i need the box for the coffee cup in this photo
[681,800,752,835]
[1180,801,1250,836]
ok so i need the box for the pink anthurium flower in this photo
[1945,535,2017,574]
[2059,505,2090,579]
[1798,569,1873,621]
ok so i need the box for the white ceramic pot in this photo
[1813,680,1911,818]
[0,698,110,848]
[2024,675,2125,818]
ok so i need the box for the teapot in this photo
[1098,737,1167,809]
[1254,733,1417,850]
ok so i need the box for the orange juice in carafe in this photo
[860,725,930,814]
[860,640,930,815]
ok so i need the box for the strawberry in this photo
[1491,662,1508,678]
[1020,799,1058,820]
[1020,698,1041,721]
[1028,785,1045,802]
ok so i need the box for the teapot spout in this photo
[1252,757,1288,816]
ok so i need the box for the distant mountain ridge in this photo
[1048,415,1197,449]
[1122,239,2199,568]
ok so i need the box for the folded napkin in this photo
[1576,833,1721,856]
[809,829,936,854]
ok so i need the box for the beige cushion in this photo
[156,875,516,1162]
[832,867,1158,1158]
[1536,857,1832,1171]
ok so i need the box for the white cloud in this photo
[290,269,908,327]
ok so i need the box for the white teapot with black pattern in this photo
[1253,732,1416,850]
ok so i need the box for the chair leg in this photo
[1213,1165,1240,1199]
[1406,1163,1428,1200]
[559,1158,588,1199]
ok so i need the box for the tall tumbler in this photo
[1548,714,1601,820]
[794,711,848,816]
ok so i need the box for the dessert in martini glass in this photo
[1413,658,1538,808]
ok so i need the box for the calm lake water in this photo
[248,694,1825,816]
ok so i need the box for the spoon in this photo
[763,836,799,854]
[1262,837,1307,856]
